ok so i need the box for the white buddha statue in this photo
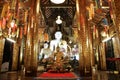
[39,42,52,60]
[71,44,79,60]
[50,31,70,56]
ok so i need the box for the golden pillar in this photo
[12,43,19,70]
[99,43,106,70]
[24,19,33,76]
[76,0,93,76]
[24,16,38,76]
[114,0,120,39]
[0,38,5,72]
[24,0,39,76]
[112,0,120,71]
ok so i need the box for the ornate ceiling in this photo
[40,0,76,29]
[0,0,113,42]
[0,0,76,42]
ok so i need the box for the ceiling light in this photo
[50,0,65,4]
[101,31,107,37]
[0,28,2,36]
[102,34,111,42]
[102,37,111,42]
[56,16,62,24]
[6,38,16,43]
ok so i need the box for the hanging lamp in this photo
[50,0,65,4]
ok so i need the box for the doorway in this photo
[105,39,116,70]
[1,39,13,72]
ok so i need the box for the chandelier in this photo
[50,0,65,4]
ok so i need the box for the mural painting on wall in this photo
[101,0,109,7]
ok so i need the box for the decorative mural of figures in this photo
[71,44,79,60]
[101,0,109,7]
[50,31,71,57]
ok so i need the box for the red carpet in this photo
[35,72,79,80]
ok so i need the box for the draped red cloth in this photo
[36,72,79,79]
[106,58,120,61]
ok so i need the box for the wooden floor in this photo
[0,70,120,80]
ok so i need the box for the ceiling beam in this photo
[45,6,74,8]
[41,4,75,8]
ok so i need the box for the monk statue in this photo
[47,46,72,72]
[54,46,64,62]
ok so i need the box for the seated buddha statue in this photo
[50,31,70,56]
[39,42,52,60]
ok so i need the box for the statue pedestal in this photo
[25,66,37,77]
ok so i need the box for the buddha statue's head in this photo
[43,43,49,49]
[55,31,62,40]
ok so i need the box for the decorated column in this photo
[112,0,120,72]
[76,0,93,76]
[0,38,5,72]
[24,0,39,76]
[12,43,19,70]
